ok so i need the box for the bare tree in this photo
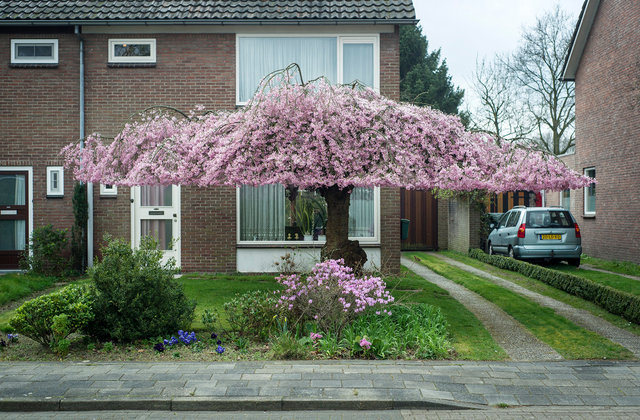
[471,56,532,146]
[509,6,576,155]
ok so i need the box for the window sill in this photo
[107,62,156,68]
[10,63,58,68]
[583,214,596,219]
[99,195,117,199]
[46,195,64,199]
[237,241,380,248]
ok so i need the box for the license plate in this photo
[540,234,561,240]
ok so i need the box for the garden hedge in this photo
[468,249,640,325]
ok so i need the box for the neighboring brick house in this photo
[562,0,640,263]
[0,1,417,272]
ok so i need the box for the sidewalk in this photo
[1,360,640,412]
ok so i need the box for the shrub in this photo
[468,248,640,325]
[276,259,394,336]
[223,290,281,340]
[20,224,70,276]
[86,236,196,342]
[9,284,94,347]
[341,304,450,359]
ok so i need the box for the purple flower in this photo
[216,340,222,345]
[216,345,225,354]
[360,338,372,350]
[153,343,165,352]
[211,333,217,340]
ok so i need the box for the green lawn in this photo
[441,250,640,337]
[387,266,507,360]
[0,273,60,306]
[582,255,640,277]
[548,264,640,296]
[406,252,635,360]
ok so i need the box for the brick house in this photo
[561,0,640,263]
[0,1,417,272]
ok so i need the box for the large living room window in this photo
[584,167,596,216]
[238,186,378,243]
[236,35,378,104]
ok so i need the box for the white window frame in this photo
[236,186,381,245]
[235,34,380,105]
[46,166,64,197]
[100,184,118,196]
[108,38,156,63]
[584,167,596,216]
[559,189,570,210]
[11,39,58,64]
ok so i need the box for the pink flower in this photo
[360,338,372,350]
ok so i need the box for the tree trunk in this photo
[320,186,368,273]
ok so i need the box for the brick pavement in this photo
[1,361,640,413]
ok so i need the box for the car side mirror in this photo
[490,223,495,230]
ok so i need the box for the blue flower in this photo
[153,343,165,352]
[215,345,225,354]
[216,340,222,345]
[210,333,217,340]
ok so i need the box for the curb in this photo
[0,397,484,412]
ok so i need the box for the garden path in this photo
[400,256,563,362]
[430,253,640,358]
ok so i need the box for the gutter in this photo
[0,18,420,26]
[75,25,93,268]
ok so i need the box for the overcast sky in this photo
[413,0,585,110]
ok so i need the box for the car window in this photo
[506,210,521,228]
[497,212,510,228]
[526,210,573,228]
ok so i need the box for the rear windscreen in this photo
[526,210,573,228]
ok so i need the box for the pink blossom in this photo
[360,338,372,350]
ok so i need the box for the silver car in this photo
[487,206,582,266]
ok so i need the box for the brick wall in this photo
[0,31,79,236]
[83,32,237,270]
[573,0,640,263]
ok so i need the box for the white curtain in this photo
[141,185,172,207]
[141,219,171,250]
[238,37,337,102]
[343,43,374,87]
[14,175,26,250]
[349,187,375,237]
[240,184,285,241]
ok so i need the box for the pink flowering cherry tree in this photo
[63,71,592,271]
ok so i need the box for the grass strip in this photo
[549,264,640,296]
[388,266,507,360]
[0,273,59,306]
[406,252,635,360]
[582,255,640,278]
[439,250,640,337]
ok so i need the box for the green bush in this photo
[86,236,196,342]
[223,290,281,340]
[9,284,94,347]
[468,249,640,325]
[20,224,70,276]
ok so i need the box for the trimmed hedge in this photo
[468,249,640,325]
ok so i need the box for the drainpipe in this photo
[75,25,94,267]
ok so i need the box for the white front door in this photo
[132,185,181,267]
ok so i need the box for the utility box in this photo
[400,219,410,240]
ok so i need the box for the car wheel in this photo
[508,246,515,259]
[488,242,494,255]
[568,258,580,268]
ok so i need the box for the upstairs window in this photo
[11,39,58,64]
[108,39,156,63]
[237,35,378,104]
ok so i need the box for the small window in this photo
[46,167,64,197]
[100,184,117,196]
[11,39,58,64]
[560,189,570,210]
[584,167,596,216]
[108,39,156,63]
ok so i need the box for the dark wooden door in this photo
[400,189,438,250]
[0,171,29,269]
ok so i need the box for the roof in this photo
[0,0,417,25]
[561,0,600,81]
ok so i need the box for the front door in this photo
[132,185,181,267]
[0,171,29,269]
